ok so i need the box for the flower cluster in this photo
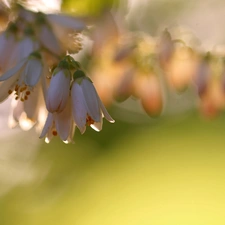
[0,3,115,143]
[1,1,225,145]
[88,20,225,118]
[40,56,114,143]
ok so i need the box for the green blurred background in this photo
[2,110,225,225]
[1,0,225,224]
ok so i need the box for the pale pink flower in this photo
[71,75,115,134]
[46,68,71,113]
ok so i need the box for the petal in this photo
[24,85,41,119]
[0,60,26,81]
[90,116,103,132]
[45,128,54,143]
[0,34,16,71]
[47,14,86,31]
[81,78,101,122]
[0,72,21,103]
[19,37,38,59]
[39,25,62,56]
[18,112,35,131]
[46,69,70,113]
[55,97,72,141]
[71,82,87,134]
[64,123,76,144]
[11,99,24,122]
[41,63,49,103]
[24,58,43,86]
[39,112,53,139]
[98,98,115,123]
[8,99,24,128]
[7,37,37,69]
[35,105,48,134]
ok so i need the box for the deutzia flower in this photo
[8,82,47,131]
[40,97,75,143]
[35,12,86,56]
[46,61,71,113]
[71,70,115,134]
[0,52,43,102]
[0,23,18,72]
[7,27,39,69]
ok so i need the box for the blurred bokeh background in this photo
[2,0,225,224]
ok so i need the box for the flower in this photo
[0,52,43,103]
[135,74,163,117]
[46,64,71,113]
[0,23,18,72]
[0,24,39,71]
[40,96,75,143]
[8,82,47,131]
[35,12,86,56]
[71,70,115,134]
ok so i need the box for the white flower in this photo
[0,18,39,72]
[0,53,43,103]
[40,97,75,143]
[0,27,17,72]
[8,82,47,131]
[37,23,63,56]
[71,73,115,134]
[36,12,86,56]
[46,67,71,113]
[7,34,39,70]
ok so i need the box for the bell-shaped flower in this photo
[2,25,39,71]
[35,12,86,56]
[46,64,71,113]
[9,35,39,67]
[46,14,85,54]
[71,70,115,134]
[8,81,47,131]
[0,23,18,72]
[135,74,163,117]
[0,52,43,103]
[40,97,75,143]
[37,22,64,56]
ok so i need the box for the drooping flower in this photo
[0,52,43,103]
[40,96,75,143]
[46,62,71,113]
[0,23,18,72]
[9,29,39,66]
[135,74,163,117]
[35,12,86,56]
[71,70,115,134]
[8,82,47,131]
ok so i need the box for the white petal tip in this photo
[91,127,101,132]
[45,137,50,143]
[63,139,75,144]
[109,119,115,123]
